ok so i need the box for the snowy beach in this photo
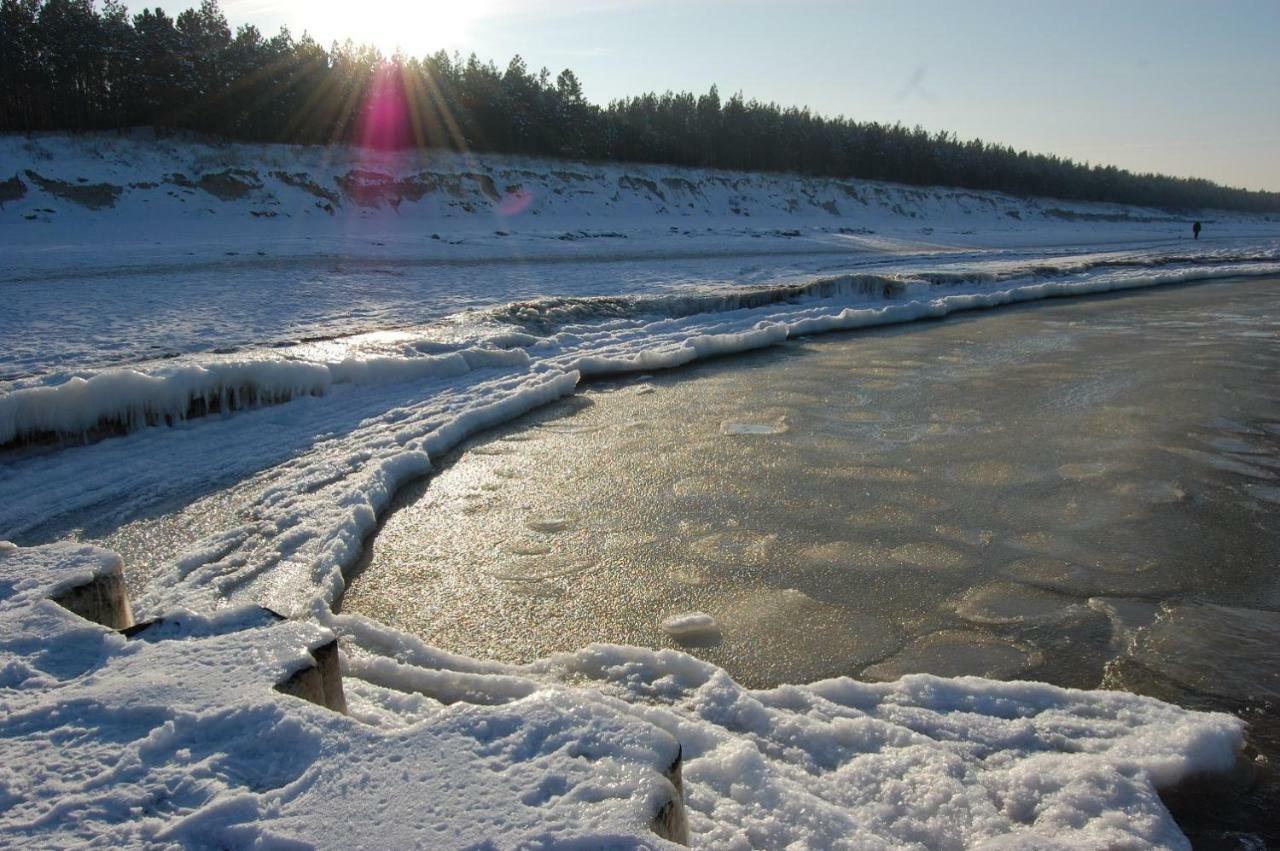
[2,134,1279,847]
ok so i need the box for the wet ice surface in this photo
[341,276,1280,844]
[343,278,1279,679]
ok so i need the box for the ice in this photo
[863,629,1044,680]
[523,516,573,533]
[944,459,1044,486]
[1112,479,1187,504]
[798,539,969,571]
[1056,460,1122,480]
[721,420,789,435]
[488,554,595,582]
[1004,557,1110,596]
[4,234,1277,462]
[661,611,723,646]
[712,588,900,684]
[501,539,554,556]
[1243,483,1280,504]
[827,463,920,482]
[886,541,971,570]
[0,347,530,447]
[1088,597,1163,654]
[799,539,886,568]
[952,581,1087,625]
[688,530,780,564]
[1123,603,1280,701]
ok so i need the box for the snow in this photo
[0,542,1248,848]
[2,134,1278,846]
[0,346,533,446]
[5,132,1279,387]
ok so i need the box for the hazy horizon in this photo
[136,0,1280,193]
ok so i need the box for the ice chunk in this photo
[796,540,902,571]
[661,611,722,646]
[1124,602,1280,701]
[886,541,970,569]
[1005,557,1180,598]
[945,460,1043,486]
[953,581,1085,625]
[714,588,899,684]
[1056,460,1120,480]
[863,629,1042,680]
[798,539,968,571]
[826,464,920,483]
[1243,483,1280,504]
[1087,596,1162,654]
[846,502,924,528]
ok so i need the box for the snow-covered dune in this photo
[5,132,1257,242]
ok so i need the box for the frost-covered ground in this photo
[1,134,1279,847]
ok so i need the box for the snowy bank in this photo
[0,542,1247,848]
[3,250,1278,448]
[7,132,1266,253]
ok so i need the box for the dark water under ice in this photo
[343,276,1280,846]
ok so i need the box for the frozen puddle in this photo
[341,276,1280,842]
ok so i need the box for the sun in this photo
[309,0,494,56]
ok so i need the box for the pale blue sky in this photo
[156,0,1280,191]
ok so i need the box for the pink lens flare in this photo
[356,64,412,151]
[496,189,534,217]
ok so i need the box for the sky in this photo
[149,0,1280,192]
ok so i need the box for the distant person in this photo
[1193,221,1202,240]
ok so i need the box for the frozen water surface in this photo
[343,278,1279,676]
[340,276,1280,842]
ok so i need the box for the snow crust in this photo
[0,543,1247,848]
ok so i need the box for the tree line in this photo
[4,0,1278,213]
